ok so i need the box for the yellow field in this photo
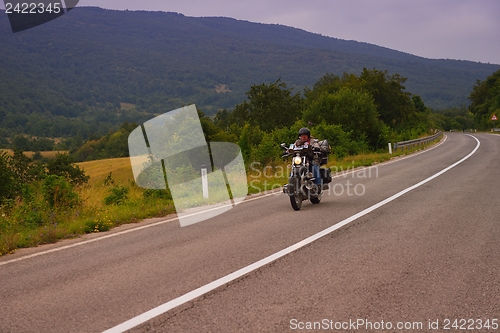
[77,157,135,184]
[0,150,133,182]
[0,149,68,158]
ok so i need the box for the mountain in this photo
[0,7,499,139]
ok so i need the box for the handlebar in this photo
[280,143,320,158]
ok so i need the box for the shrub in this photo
[46,153,89,185]
[18,205,46,228]
[312,122,369,159]
[42,175,80,209]
[143,188,172,200]
[303,88,383,149]
[0,152,18,204]
[104,186,129,205]
[254,131,281,164]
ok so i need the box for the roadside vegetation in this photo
[0,139,438,256]
[0,152,175,255]
[1,68,499,256]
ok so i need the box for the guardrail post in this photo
[388,142,392,154]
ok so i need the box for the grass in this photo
[0,137,441,256]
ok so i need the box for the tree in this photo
[11,135,31,151]
[104,131,128,158]
[46,153,89,185]
[358,68,415,129]
[412,95,426,113]
[8,150,40,184]
[303,72,357,107]
[197,109,220,142]
[213,108,231,129]
[238,123,252,163]
[304,69,420,130]
[0,150,45,204]
[303,87,385,148]
[468,69,500,129]
[231,79,303,132]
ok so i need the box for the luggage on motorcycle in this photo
[320,167,332,184]
[318,140,330,153]
[319,154,328,166]
[317,140,330,165]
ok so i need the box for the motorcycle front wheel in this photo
[309,182,322,204]
[310,193,321,204]
[290,191,302,211]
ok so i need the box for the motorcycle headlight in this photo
[293,156,302,165]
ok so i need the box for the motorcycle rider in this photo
[294,127,322,192]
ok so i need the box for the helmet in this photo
[298,127,311,138]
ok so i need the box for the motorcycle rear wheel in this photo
[290,192,302,211]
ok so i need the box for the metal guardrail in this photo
[392,131,443,152]
[492,128,500,132]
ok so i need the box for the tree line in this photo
[226,69,433,163]
[428,68,500,131]
[68,68,432,164]
[8,68,500,164]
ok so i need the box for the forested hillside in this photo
[0,7,499,142]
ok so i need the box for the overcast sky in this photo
[2,0,499,64]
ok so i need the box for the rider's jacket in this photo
[294,137,320,148]
[294,137,322,164]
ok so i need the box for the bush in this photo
[312,122,369,159]
[18,204,46,228]
[303,87,383,149]
[254,132,281,164]
[42,175,80,209]
[46,153,89,185]
[0,152,19,204]
[143,188,172,200]
[104,186,129,205]
[253,126,300,165]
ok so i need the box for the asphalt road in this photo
[1,132,499,333]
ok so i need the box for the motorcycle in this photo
[281,142,331,211]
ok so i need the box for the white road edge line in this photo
[0,134,447,267]
[103,134,479,333]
